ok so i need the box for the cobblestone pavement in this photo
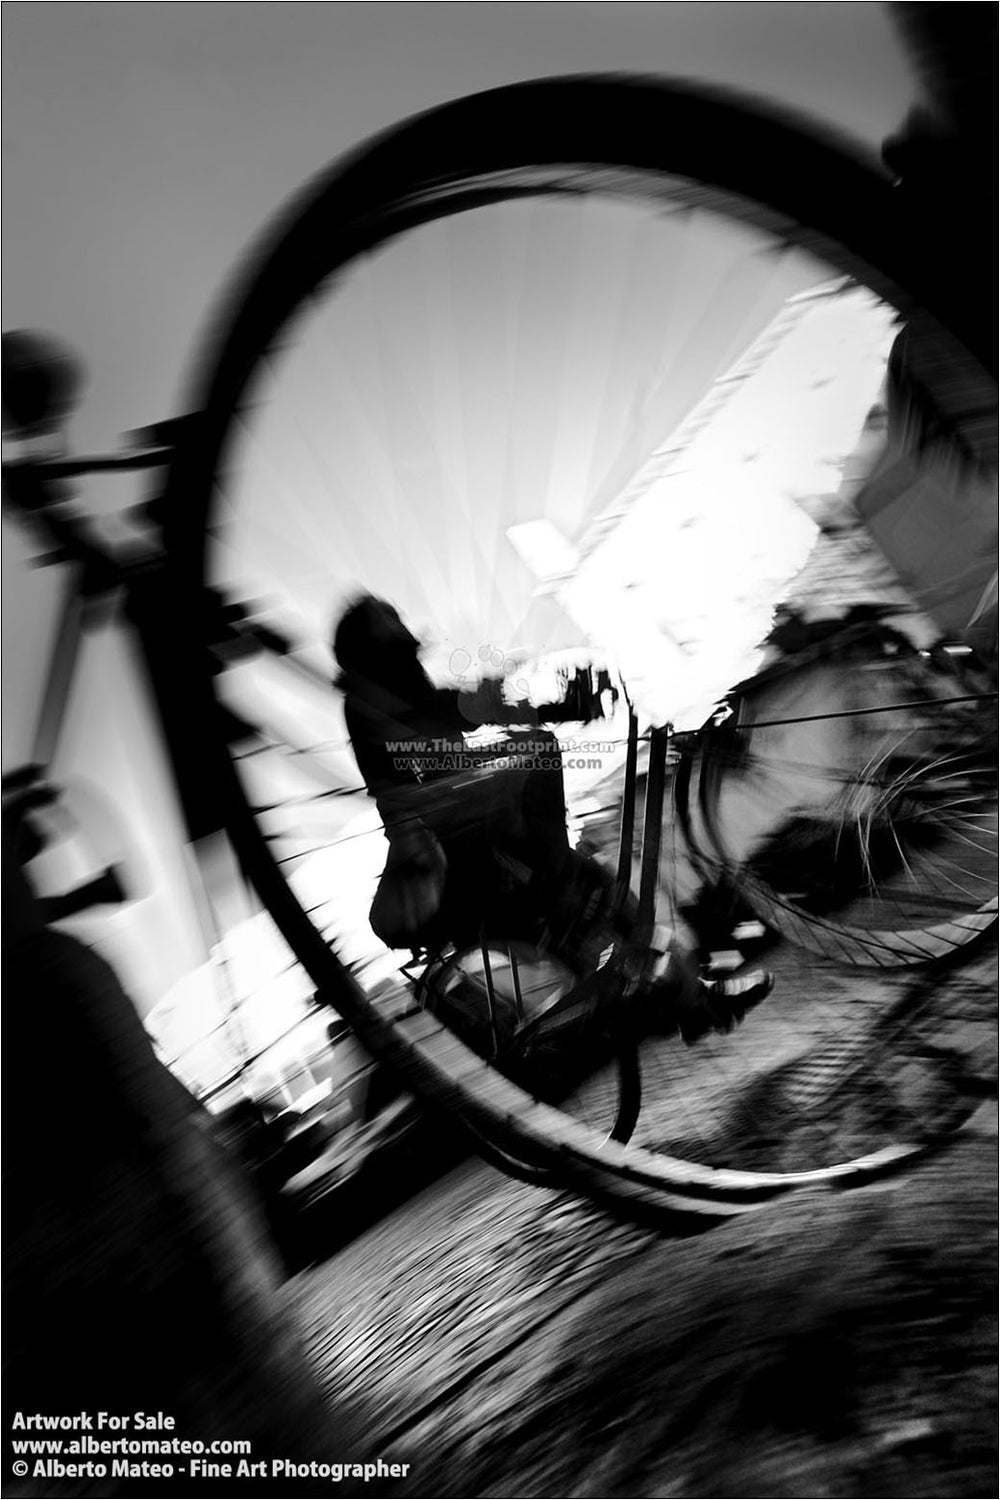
[287,940,997,1498]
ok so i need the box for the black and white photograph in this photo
[3,4,997,1497]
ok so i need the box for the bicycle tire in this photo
[419,941,643,1157]
[676,642,998,967]
[163,75,994,1216]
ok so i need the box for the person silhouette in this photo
[333,594,610,955]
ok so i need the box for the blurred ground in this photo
[286,940,997,1499]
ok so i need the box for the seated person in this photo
[333,594,616,956]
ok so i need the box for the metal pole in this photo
[480,932,502,1059]
[506,942,525,1024]
[617,707,639,892]
[638,724,670,937]
[30,570,87,769]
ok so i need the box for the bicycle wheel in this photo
[419,942,642,1155]
[679,632,998,965]
[164,76,996,1216]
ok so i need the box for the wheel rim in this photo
[687,642,998,966]
[163,77,996,1209]
[422,943,642,1150]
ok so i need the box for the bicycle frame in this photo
[2,433,374,1140]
